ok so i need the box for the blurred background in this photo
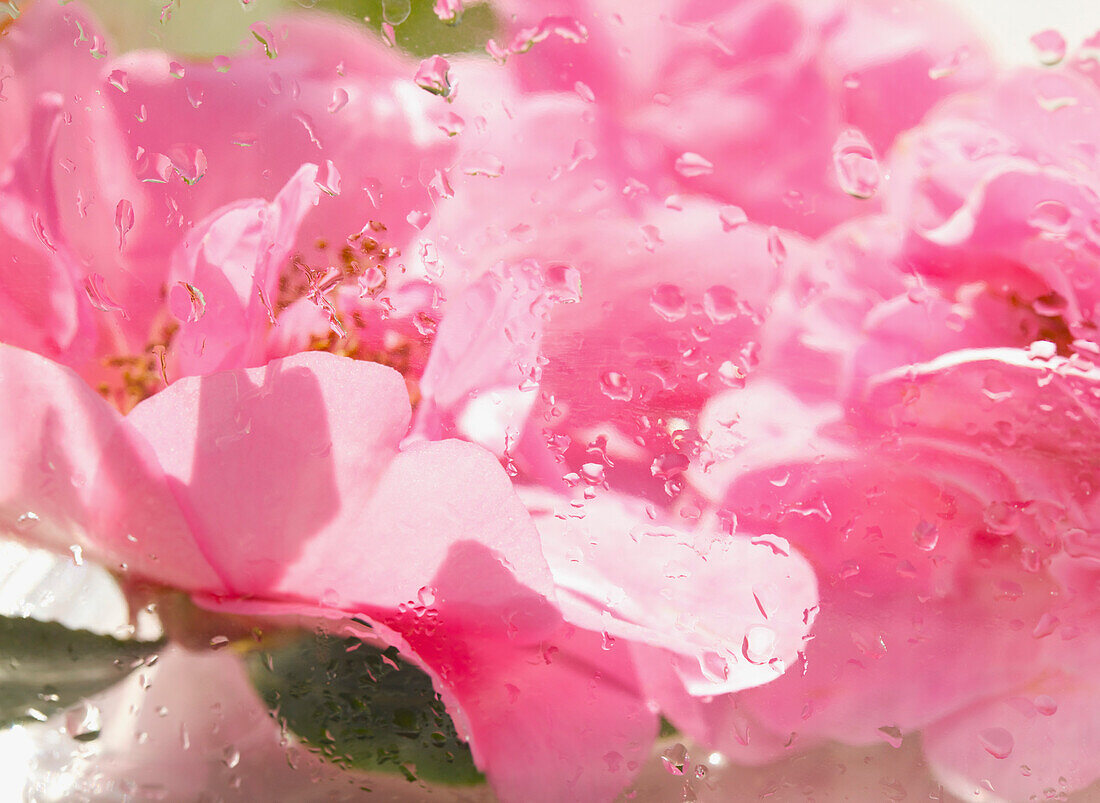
[59,0,1100,66]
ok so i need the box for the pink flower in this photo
[678,202,1100,797]
[0,343,645,799]
[0,2,453,398]
[0,341,818,800]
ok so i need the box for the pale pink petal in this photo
[168,164,320,377]
[0,94,97,365]
[413,261,548,452]
[283,438,556,610]
[0,345,221,591]
[924,681,1100,801]
[526,491,817,697]
[126,351,410,598]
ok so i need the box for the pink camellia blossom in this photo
[0,2,453,400]
[667,153,1100,796]
[0,342,817,800]
[673,346,1100,799]
[0,344,649,799]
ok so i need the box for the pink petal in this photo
[126,351,410,599]
[283,438,557,610]
[0,94,97,365]
[924,682,1100,801]
[413,261,548,452]
[527,491,817,697]
[168,164,321,377]
[0,344,221,591]
[373,542,656,802]
[103,14,453,260]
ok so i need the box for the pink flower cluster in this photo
[1,1,1098,800]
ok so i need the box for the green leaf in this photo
[315,0,497,57]
[0,615,163,727]
[247,631,484,786]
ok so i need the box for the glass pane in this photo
[2,0,1099,800]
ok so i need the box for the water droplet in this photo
[107,69,128,93]
[15,512,39,531]
[599,371,633,401]
[114,199,134,251]
[249,22,278,59]
[328,88,349,114]
[641,224,663,252]
[661,743,689,776]
[579,463,605,485]
[382,0,411,25]
[222,745,241,768]
[212,55,231,73]
[406,209,430,230]
[314,159,341,197]
[832,129,881,199]
[742,625,777,664]
[650,284,686,321]
[1028,199,1071,233]
[84,274,127,316]
[1032,612,1059,639]
[703,286,738,324]
[432,0,463,24]
[767,226,786,267]
[1034,695,1058,715]
[462,152,504,178]
[574,80,595,102]
[414,55,452,99]
[437,111,465,137]
[983,502,1020,535]
[675,152,714,178]
[1031,29,1067,66]
[979,727,1014,759]
[65,702,101,742]
[913,519,939,551]
[929,47,970,80]
[878,725,903,748]
[292,111,322,148]
[167,145,207,185]
[1034,292,1068,317]
[719,205,747,232]
[544,263,582,303]
[380,22,397,48]
[838,560,860,580]
[169,281,207,322]
[168,61,185,79]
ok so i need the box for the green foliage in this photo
[248,631,484,785]
[0,615,162,727]
[316,0,497,56]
